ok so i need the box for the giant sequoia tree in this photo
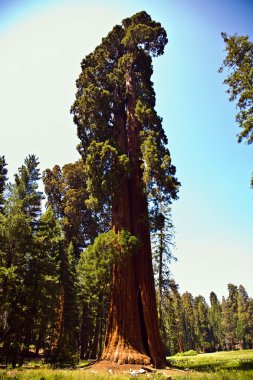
[71,12,179,367]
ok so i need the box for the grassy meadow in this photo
[168,349,253,379]
[0,350,253,379]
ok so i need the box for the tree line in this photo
[0,153,176,366]
[160,283,253,355]
[1,155,253,366]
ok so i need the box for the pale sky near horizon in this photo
[0,0,253,302]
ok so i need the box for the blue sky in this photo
[0,0,252,301]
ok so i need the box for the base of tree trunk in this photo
[102,346,151,365]
[102,332,151,365]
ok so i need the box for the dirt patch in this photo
[82,360,189,377]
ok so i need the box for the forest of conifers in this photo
[0,154,253,366]
[1,10,253,369]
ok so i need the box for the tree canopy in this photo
[219,33,253,145]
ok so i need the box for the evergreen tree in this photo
[14,155,43,223]
[219,33,253,145]
[160,281,180,356]
[236,285,251,349]
[43,160,111,363]
[248,298,253,348]
[0,156,8,213]
[77,230,137,359]
[209,292,222,351]
[0,195,34,366]
[0,157,58,366]
[194,296,211,352]
[181,291,196,351]
[43,160,110,258]
[50,242,79,365]
[33,207,63,356]
[151,206,175,329]
[221,284,238,350]
[71,11,179,367]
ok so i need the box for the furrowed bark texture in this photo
[102,69,166,368]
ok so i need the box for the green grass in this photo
[168,349,253,379]
[171,370,253,379]
[1,351,253,380]
[0,369,127,380]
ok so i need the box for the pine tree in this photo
[248,298,253,348]
[71,11,179,367]
[0,195,34,366]
[50,242,79,365]
[219,33,253,145]
[236,285,251,349]
[0,156,47,365]
[151,207,175,329]
[161,294,175,355]
[209,292,222,351]
[33,207,63,356]
[221,284,239,350]
[14,155,43,223]
[181,291,197,351]
[0,156,8,213]
[194,296,211,352]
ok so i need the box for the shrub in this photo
[175,350,198,357]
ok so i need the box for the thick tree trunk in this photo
[50,287,64,353]
[80,303,90,359]
[101,69,166,367]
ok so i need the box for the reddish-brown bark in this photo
[50,287,64,352]
[101,69,166,368]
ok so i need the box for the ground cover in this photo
[1,350,253,380]
[168,349,253,379]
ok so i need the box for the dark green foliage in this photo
[43,160,110,257]
[181,292,197,352]
[71,11,180,212]
[33,208,63,356]
[219,33,253,145]
[14,155,43,222]
[0,156,8,213]
[194,296,212,352]
[161,283,253,356]
[0,200,33,366]
[209,292,222,351]
[151,208,175,296]
[49,242,79,367]
[237,285,251,349]
[0,158,67,366]
[0,155,45,365]
[77,229,139,359]
[221,284,239,350]
[160,281,183,355]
